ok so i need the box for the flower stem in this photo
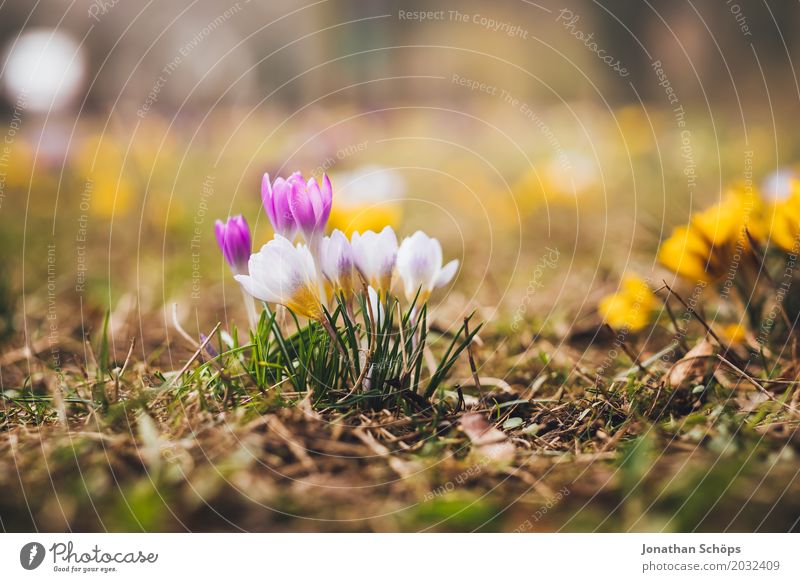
[240,285,258,330]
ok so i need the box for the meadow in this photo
[1,100,799,532]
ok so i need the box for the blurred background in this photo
[1,0,799,351]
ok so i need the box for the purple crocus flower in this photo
[214,215,251,274]
[262,171,332,242]
[262,173,298,239]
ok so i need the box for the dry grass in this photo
[2,287,799,532]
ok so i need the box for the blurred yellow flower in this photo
[2,139,35,189]
[327,165,404,237]
[691,189,751,246]
[75,133,136,219]
[658,226,715,282]
[329,205,401,238]
[658,189,752,283]
[719,322,747,345]
[752,169,800,252]
[514,151,601,212]
[599,274,659,331]
[146,191,186,230]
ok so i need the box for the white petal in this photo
[350,227,397,288]
[241,234,321,305]
[434,259,459,288]
[319,236,331,272]
[378,225,398,251]
[235,274,279,303]
[250,244,290,299]
[351,230,376,280]
[271,250,305,301]
[350,230,366,273]
[295,242,317,281]
[367,286,384,327]
[376,226,398,278]
[320,229,351,282]
[397,231,441,297]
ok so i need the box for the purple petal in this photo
[215,215,252,272]
[261,173,277,226]
[214,219,226,252]
[200,334,218,358]
[306,177,324,223]
[289,179,315,235]
[320,174,333,225]
[231,215,251,265]
[271,180,295,236]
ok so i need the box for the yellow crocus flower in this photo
[329,205,401,238]
[327,165,404,237]
[658,226,718,283]
[599,274,658,331]
[691,189,750,246]
[658,190,752,283]
[719,322,747,345]
[753,171,800,252]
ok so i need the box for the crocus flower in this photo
[261,173,298,239]
[262,171,332,242]
[319,229,355,298]
[328,165,405,236]
[753,170,800,252]
[759,199,800,252]
[598,274,658,332]
[658,190,751,283]
[290,173,333,242]
[350,226,398,294]
[235,235,323,321]
[719,322,747,345]
[658,225,719,283]
[690,189,750,247]
[396,230,459,303]
[214,215,251,274]
[214,215,258,327]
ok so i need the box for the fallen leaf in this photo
[667,339,715,389]
[460,412,515,464]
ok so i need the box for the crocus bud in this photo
[214,215,251,274]
[396,230,459,303]
[262,172,298,239]
[319,229,356,299]
[350,226,398,294]
[235,235,323,321]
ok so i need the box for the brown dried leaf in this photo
[667,339,715,389]
[460,412,515,464]
[735,390,770,413]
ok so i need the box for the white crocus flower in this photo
[319,229,355,299]
[396,230,459,303]
[350,226,398,294]
[235,235,323,321]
